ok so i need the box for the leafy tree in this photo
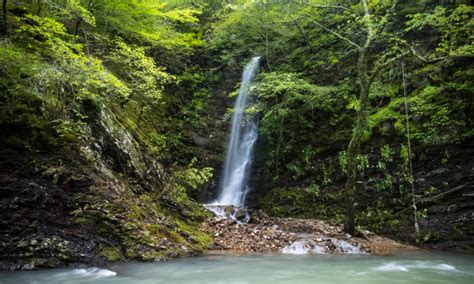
[267,0,407,235]
[86,0,202,47]
[105,40,174,125]
[254,72,346,184]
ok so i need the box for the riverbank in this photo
[202,207,418,256]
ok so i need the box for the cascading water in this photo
[214,56,261,206]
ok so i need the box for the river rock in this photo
[203,210,418,255]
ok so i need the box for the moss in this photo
[193,232,213,248]
[71,216,95,226]
[100,246,121,262]
[139,250,165,261]
[418,230,442,243]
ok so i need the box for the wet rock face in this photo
[0,105,211,270]
[412,143,474,252]
[0,155,206,270]
[0,170,105,270]
[84,105,164,192]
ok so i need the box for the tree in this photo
[210,1,408,234]
[105,40,174,126]
[85,0,202,47]
[288,0,408,235]
[1,0,7,34]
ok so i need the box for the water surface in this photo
[1,252,473,283]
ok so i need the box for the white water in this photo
[2,253,473,283]
[281,239,365,255]
[374,261,459,272]
[53,267,116,280]
[204,205,251,224]
[214,56,261,206]
[281,240,326,255]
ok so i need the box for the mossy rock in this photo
[100,245,122,262]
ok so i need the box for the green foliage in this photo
[100,246,121,262]
[401,4,473,146]
[174,158,213,197]
[406,5,473,57]
[1,0,472,250]
[106,40,173,102]
[255,72,350,184]
[16,14,129,102]
[86,0,202,47]
[0,43,47,146]
[358,207,400,233]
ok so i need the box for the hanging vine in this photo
[401,59,420,238]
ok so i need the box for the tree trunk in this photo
[74,18,82,36]
[1,0,7,34]
[37,0,42,15]
[344,48,370,235]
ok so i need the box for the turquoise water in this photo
[0,252,473,283]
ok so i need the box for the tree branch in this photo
[299,16,362,50]
[292,18,314,52]
[410,46,446,63]
[361,0,374,49]
[369,50,409,84]
[293,0,354,12]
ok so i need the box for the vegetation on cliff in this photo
[0,0,472,269]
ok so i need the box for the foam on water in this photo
[375,261,460,273]
[281,240,326,255]
[409,262,458,271]
[281,238,366,255]
[332,239,364,254]
[376,262,410,272]
[54,267,117,279]
[432,263,457,271]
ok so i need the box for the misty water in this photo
[1,252,473,284]
[214,56,260,206]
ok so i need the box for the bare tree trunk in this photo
[293,19,314,53]
[343,0,374,236]
[1,0,7,34]
[344,49,370,235]
[37,0,42,15]
[74,18,82,36]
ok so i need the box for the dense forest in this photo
[0,0,472,272]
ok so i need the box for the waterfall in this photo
[215,56,261,206]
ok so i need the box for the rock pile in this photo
[203,207,417,255]
[202,215,296,253]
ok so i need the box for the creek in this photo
[0,252,472,283]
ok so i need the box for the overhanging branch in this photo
[293,0,354,12]
[299,16,362,50]
[369,51,409,84]
[410,46,446,62]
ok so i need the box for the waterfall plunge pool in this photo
[1,252,473,283]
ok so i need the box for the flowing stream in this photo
[1,252,472,283]
[214,56,261,206]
